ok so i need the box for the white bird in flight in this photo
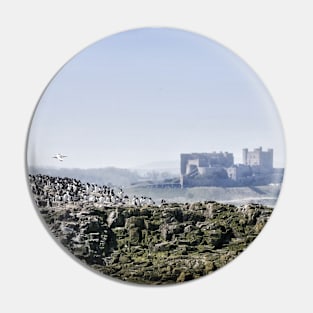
[52,153,67,162]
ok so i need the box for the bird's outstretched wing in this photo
[52,153,68,161]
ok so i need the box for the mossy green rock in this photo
[39,201,273,285]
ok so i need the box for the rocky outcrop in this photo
[39,201,273,285]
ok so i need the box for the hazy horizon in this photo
[27,28,285,169]
[29,152,285,172]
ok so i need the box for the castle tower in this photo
[242,148,248,165]
[243,147,273,169]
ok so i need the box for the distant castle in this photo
[180,147,284,188]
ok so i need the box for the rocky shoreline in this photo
[38,200,273,284]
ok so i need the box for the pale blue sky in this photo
[27,28,285,169]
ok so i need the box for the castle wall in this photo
[227,165,251,181]
[180,154,190,176]
[181,176,233,187]
[180,152,234,177]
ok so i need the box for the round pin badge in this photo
[27,28,285,285]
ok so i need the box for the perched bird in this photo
[148,197,155,205]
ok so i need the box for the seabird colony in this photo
[28,174,155,208]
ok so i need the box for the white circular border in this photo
[1,1,312,312]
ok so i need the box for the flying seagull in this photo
[52,153,67,162]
